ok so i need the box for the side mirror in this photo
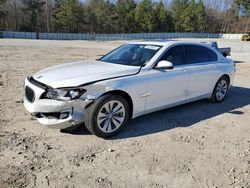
[155,60,174,70]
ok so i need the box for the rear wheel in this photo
[210,76,229,103]
[84,94,130,138]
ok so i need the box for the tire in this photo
[84,94,130,138]
[210,76,229,103]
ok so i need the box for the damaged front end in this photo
[23,77,95,129]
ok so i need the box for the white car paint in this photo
[33,61,140,88]
[23,41,235,129]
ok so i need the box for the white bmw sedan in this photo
[24,41,235,138]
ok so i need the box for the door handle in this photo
[182,69,188,72]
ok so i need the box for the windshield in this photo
[100,44,162,67]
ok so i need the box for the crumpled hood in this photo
[33,61,140,88]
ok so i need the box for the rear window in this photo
[185,45,217,64]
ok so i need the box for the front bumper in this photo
[23,77,91,129]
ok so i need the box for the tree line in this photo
[0,0,249,34]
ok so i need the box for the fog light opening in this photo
[60,112,69,119]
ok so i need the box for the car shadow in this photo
[60,124,91,135]
[234,60,245,64]
[65,86,250,139]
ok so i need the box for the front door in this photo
[146,45,190,111]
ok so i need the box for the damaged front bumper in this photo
[24,98,90,129]
[23,77,92,129]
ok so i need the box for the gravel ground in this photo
[0,38,250,188]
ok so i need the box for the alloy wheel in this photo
[97,100,126,133]
[215,79,228,101]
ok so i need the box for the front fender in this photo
[79,71,148,118]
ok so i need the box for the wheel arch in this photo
[210,74,231,99]
[221,74,230,85]
[100,90,134,118]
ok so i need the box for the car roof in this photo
[128,40,211,47]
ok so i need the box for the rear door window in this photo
[185,45,217,64]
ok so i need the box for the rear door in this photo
[184,45,220,98]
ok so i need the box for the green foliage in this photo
[152,1,173,32]
[2,0,249,34]
[21,0,45,32]
[172,0,206,32]
[134,0,154,32]
[115,0,136,33]
[195,0,205,32]
[54,0,84,32]
[94,0,115,33]
[172,0,188,31]
[83,0,117,33]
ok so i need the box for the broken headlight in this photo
[43,88,86,101]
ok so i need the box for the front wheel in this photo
[210,76,229,103]
[84,94,130,138]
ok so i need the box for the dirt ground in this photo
[0,38,249,188]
